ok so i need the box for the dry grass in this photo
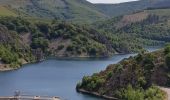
[116,11,148,28]
[0,6,17,16]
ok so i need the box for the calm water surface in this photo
[0,47,161,100]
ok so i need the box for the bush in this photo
[31,37,49,51]
[81,75,105,91]
[57,45,64,50]
[122,85,144,100]
[0,45,19,64]
[117,85,165,100]
[165,53,170,68]
[145,86,165,100]
[164,44,170,55]
[89,48,97,55]
[66,45,74,51]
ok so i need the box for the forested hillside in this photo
[0,24,34,70]
[93,8,170,46]
[77,44,170,100]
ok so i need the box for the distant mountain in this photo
[0,0,170,23]
[95,0,170,16]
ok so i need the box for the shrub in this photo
[0,45,19,64]
[57,45,64,50]
[164,43,170,55]
[31,37,49,51]
[165,53,170,68]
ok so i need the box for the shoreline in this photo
[0,54,128,72]
[0,46,163,72]
[77,89,118,100]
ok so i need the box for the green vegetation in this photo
[117,85,165,100]
[0,0,170,22]
[0,0,107,23]
[95,0,170,16]
[1,8,170,68]
[0,17,148,59]
[0,45,19,66]
[165,44,170,68]
[0,1,170,70]
[92,8,170,48]
[77,45,170,100]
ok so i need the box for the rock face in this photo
[32,49,45,61]
[0,25,14,43]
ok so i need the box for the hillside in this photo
[95,0,170,16]
[0,0,108,23]
[0,16,149,70]
[93,8,170,47]
[77,44,170,100]
[0,24,34,71]
[1,0,170,23]
[1,7,170,70]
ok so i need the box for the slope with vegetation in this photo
[0,0,108,23]
[95,0,170,16]
[0,1,170,71]
[0,16,147,70]
[93,8,170,47]
[1,0,170,23]
[77,44,170,100]
[0,24,34,71]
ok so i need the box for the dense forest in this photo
[77,44,170,100]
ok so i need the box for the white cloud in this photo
[86,0,139,4]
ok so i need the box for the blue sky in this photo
[86,0,139,4]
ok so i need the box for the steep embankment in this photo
[77,45,170,100]
[0,25,34,71]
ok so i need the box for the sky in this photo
[86,0,139,4]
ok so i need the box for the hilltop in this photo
[1,0,170,23]
[0,0,107,23]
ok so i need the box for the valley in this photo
[0,0,170,100]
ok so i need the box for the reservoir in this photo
[0,47,161,100]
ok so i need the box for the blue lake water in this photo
[0,47,161,100]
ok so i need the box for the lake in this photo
[0,47,161,100]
